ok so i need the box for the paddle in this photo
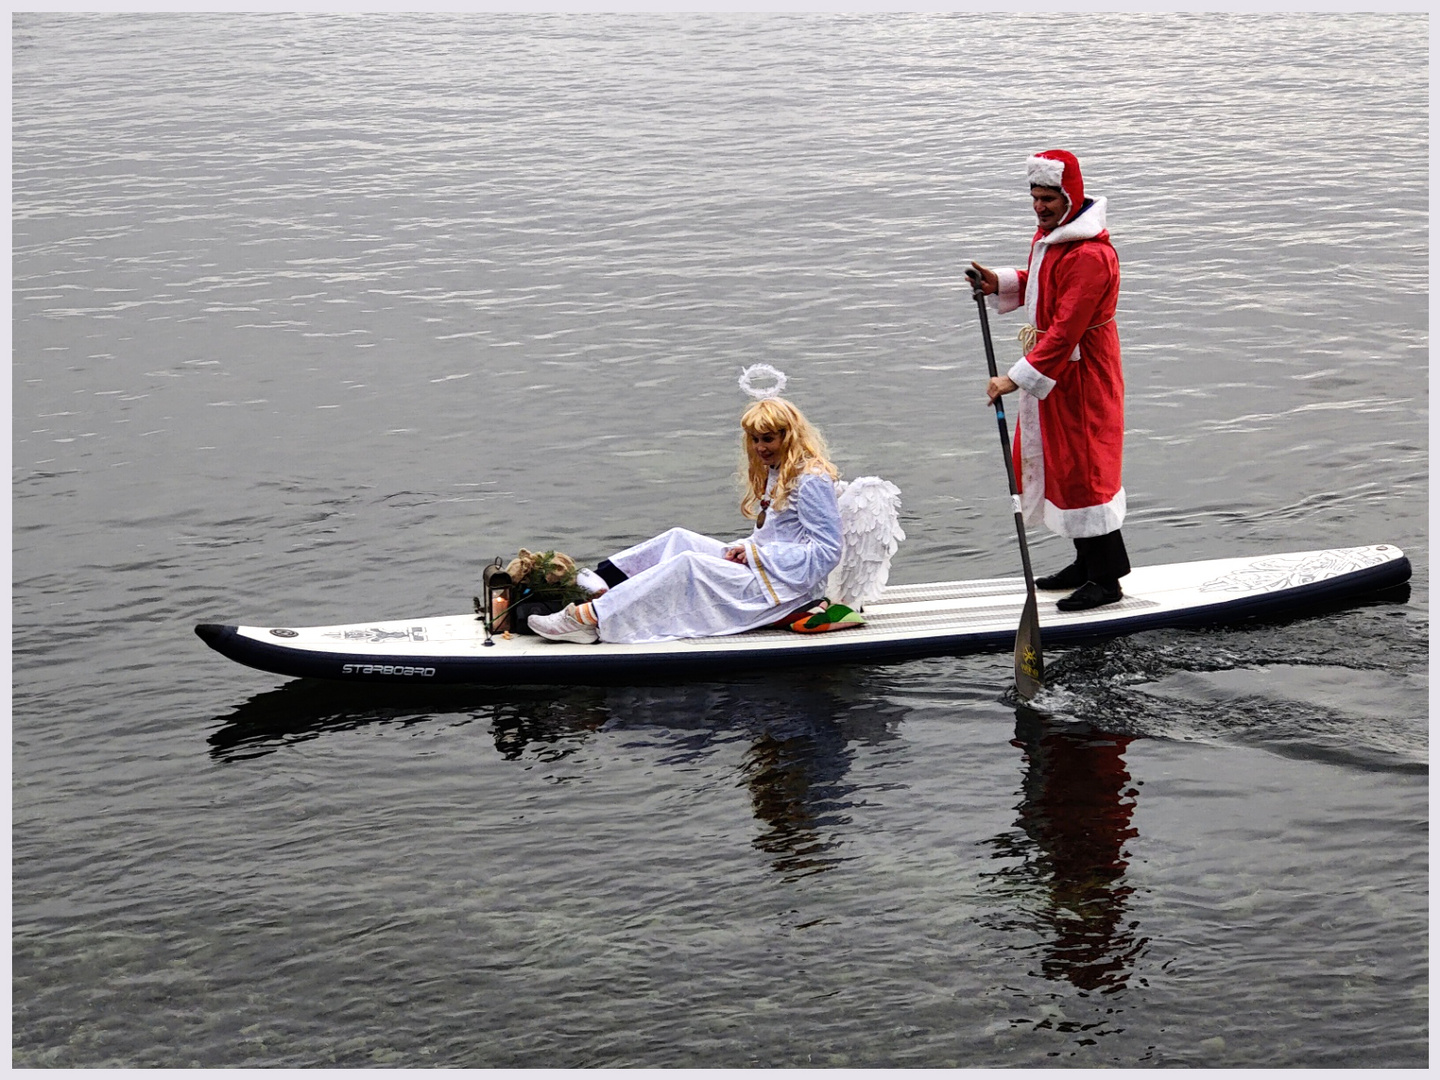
[966,268,1043,700]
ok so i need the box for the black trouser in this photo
[595,558,629,588]
[1072,530,1130,585]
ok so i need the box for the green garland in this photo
[505,548,591,606]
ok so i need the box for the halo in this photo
[739,363,787,400]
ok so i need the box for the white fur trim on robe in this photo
[992,266,1024,315]
[1046,486,1126,538]
[592,471,842,644]
[1008,357,1056,399]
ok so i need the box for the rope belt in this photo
[1017,315,1115,356]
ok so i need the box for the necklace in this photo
[756,471,776,528]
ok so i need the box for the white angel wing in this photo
[827,476,905,608]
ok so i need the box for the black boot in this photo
[1036,561,1087,591]
[1056,580,1123,612]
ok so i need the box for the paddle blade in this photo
[1013,590,1044,700]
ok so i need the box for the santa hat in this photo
[1026,149,1084,225]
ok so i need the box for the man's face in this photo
[1031,185,1069,231]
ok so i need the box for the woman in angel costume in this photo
[528,365,903,645]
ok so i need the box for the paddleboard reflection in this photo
[205,672,907,881]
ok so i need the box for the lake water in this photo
[12,12,1428,1068]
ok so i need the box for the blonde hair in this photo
[739,397,839,520]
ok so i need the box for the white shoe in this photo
[528,604,599,644]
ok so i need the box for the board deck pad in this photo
[196,545,1410,685]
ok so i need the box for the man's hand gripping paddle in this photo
[966,269,1043,700]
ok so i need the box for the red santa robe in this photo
[991,196,1125,539]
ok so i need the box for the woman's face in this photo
[749,428,785,468]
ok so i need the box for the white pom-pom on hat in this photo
[1026,154,1066,191]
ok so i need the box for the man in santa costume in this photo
[969,149,1129,611]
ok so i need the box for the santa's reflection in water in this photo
[987,706,1146,993]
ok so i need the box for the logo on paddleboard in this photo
[1199,548,1391,593]
[341,663,437,678]
[269,628,299,638]
[320,626,429,643]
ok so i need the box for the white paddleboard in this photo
[196,544,1409,685]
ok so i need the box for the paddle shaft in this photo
[967,272,1037,584]
[967,269,1043,698]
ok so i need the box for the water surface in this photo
[12,13,1427,1068]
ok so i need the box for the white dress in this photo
[591,469,843,645]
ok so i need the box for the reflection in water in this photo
[206,671,903,881]
[488,693,610,762]
[740,717,854,880]
[986,707,1146,995]
[204,681,563,761]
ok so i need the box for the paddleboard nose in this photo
[195,623,236,650]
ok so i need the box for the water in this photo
[12,13,1427,1068]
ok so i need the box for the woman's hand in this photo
[723,545,748,565]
